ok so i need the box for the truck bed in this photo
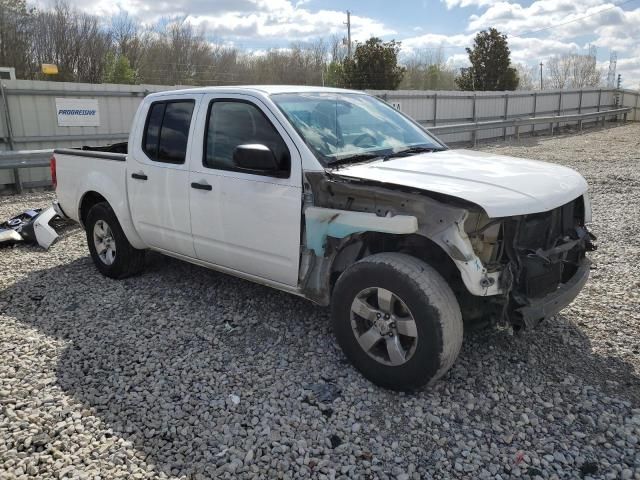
[52,144,130,228]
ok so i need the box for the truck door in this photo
[127,96,199,257]
[187,95,302,286]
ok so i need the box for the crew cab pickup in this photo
[52,86,595,390]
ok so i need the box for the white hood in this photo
[336,149,588,218]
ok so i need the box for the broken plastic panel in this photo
[0,206,62,249]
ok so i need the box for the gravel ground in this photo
[1,124,639,479]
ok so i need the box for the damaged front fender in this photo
[300,171,505,303]
[428,214,502,296]
[304,207,418,256]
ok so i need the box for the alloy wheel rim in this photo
[93,220,116,266]
[350,287,418,366]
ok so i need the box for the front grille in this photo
[520,258,563,297]
[510,196,588,299]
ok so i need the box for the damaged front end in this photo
[500,197,595,328]
[465,195,595,329]
[299,171,507,307]
[300,171,594,330]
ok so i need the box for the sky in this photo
[36,0,640,88]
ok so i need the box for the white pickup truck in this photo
[52,86,595,390]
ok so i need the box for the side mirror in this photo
[233,144,280,174]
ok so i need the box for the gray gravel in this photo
[1,124,640,479]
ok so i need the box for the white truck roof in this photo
[145,85,364,99]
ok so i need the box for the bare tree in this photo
[329,34,347,63]
[136,21,216,85]
[546,53,602,89]
[31,1,111,82]
[514,63,537,90]
[110,13,143,70]
[0,0,36,79]
[569,54,602,88]
[238,39,329,86]
[399,48,456,90]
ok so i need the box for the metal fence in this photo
[370,87,640,143]
[1,79,638,192]
[0,79,183,190]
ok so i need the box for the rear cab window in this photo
[142,99,195,164]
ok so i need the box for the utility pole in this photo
[345,11,352,59]
[539,62,543,90]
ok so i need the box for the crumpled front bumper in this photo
[515,258,591,327]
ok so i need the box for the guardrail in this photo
[0,106,633,194]
[0,149,52,193]
[426,107,631,145]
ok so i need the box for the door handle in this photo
[131,173,148,180]
[191,182,212,191]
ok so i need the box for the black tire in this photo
[331,252,463,390]
[85,202,145,279]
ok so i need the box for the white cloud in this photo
[456,0,640,89]
[467,0,606,37]
[441,0,501,10]
[467,0,638,45]
[187,8,394,42]
[40,0,394,42]
[447,53,471,68]
[508,37,582,63]
[615,55,640,90]
[401,33,474,55]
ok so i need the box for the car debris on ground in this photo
[0,206,65,249]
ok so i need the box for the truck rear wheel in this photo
[331,252,463,390]
[85,202,145,279]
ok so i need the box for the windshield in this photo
[272,92,445,167]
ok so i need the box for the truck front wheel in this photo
[85,202,145,279]
[331,252,463,390]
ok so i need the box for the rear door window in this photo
[142,100,195,164]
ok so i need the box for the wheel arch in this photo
[330,232,463,293]
[302,230,461,304]
[304,230,491,324]
[79,191,108,227]
[77,189,146,250]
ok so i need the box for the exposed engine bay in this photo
[465,197,596,328]
[300,171,595,329]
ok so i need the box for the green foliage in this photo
[103,52,136,84]
[455,28,519,91]
[400,51,457,90]
[324,61,345,87]
[341,37,405,90]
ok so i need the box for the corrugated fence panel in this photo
[370,88,635,143]
[475,93,505,140]
[0,88,9,185]
[621,89,640,121]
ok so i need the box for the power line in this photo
[508,0,638,38]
